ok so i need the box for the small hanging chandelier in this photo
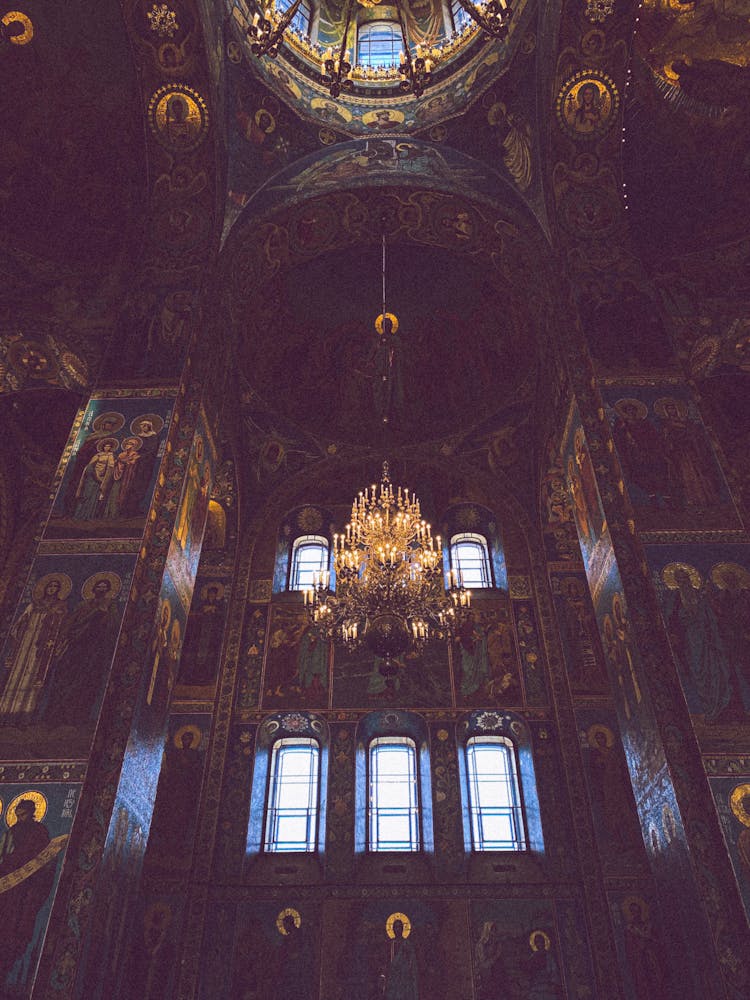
[303,234,471,663]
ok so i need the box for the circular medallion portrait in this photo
[148,85,209,153]
[556,71,619,138]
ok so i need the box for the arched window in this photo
[264,737,320,852]
[290,534,329,591]
[368,736,421,851]
[450,0,471,31]
[357,21,401,69]
[450,532,492,589]
[465,736,526,851]
[277,0,312,36]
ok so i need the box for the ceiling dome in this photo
[225,0,536,136]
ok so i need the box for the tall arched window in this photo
[465,735,526,851]
[450,532,492,589]
[264,737,320,852]
[277,0,312,35]
[290,534,329,591]
[450,0,471,31]
[357,21,401,68]
[368,736,421,851]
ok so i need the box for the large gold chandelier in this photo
[304,462,470,660]
[303,232,471,662]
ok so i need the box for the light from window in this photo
[450,0,471,31]
[369,737,420,851]
[264,738,320,852]
[466,736,526,851]
[290,535,329,590]
[357,21,401,69]
[450,533,491,588]
[277,0,311,35]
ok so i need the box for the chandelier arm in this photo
[453,0,512,39]
[247,0,308,57]
[322,0,356,97]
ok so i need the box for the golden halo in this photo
[277,907,302,935]
[587,723,614,748]
[661,562,702,590]
[32,572,73,602]
[729,783,750,828]
[130,413,165,436]
[96,437,119,453]
[529,930,551,951]
[386,912,411,939]
[121,437,143,451]
[614,397,648,420]
[6,791,47,826]
[622,895,648,921]
[169,620,181,645]
[375,312,399,336]
[92,411,125,434]
[2,11,33,44]
[710,562,750,591]
[653,396,688,420]
[81,571,122,601]
[156,598,172,630]
[173,724,202,749]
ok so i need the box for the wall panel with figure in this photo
[603,387,738,531]
[0,553,135,759]
[646,544,750,726]
[46,396,174,540]
[0,780,81,998]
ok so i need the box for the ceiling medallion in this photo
[303,233,471,664]
[148,84,210,153]
[556,70,620,139]
[146,4,179,38]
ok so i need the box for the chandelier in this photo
[247,0,513,98]
[304,462,471,661]
[303,233,471,663]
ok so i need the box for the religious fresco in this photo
[511,597,547,706]
[562,419,607,575]
[470,898,564,999]
[143,713,210,874]
[174,577,230,693]
[320,898,471,1000]
[237,138,524,226]
[0,553,134,758]
[141,569,188,730]
[166,409,217,608]
[647,544,750,724]
[122,893,185,1000]
[46,397,173,540]
[608,892,672,1000]
[453,598,522,708]
[262,605,331,709]
[148,84,210,154]
[551,574,608,694]
[332,639,450,709]
[710,775,750,920]
[603,386,738,531]
[0,334,90,396]
[576,708,646,870]
[556,71,619,139]
[0,781,80,997]
[215,902,315,1000]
